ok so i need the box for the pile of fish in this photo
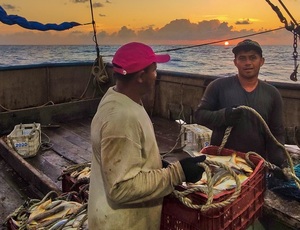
[59,162,91,192]
[185,152,254,193]
[70,166,91,181]
[5,192,88,230]
[59,162,91,202]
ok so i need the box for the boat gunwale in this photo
[1,62,299,90]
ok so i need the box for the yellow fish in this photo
[185,152,253,191]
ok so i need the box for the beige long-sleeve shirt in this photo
[88,87,185,230]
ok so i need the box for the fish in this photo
[48,219,68,230]
[27,200,82,229]
[203,152,254,175]
[185,152,253,192]
[213,173,248,191]
[70,166,91,179]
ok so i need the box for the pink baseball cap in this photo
[112,42,170,75]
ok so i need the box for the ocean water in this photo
[0,44,299,84]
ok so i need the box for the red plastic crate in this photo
[160,146,266,230]
[61,173,90,193]
[61,173,78,192]
[79,183,89,203]
[6,219,18,230]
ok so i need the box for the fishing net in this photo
[267,164,300,202]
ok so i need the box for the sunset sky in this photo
[0,0,299,45]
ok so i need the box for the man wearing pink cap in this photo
[88,42,206,229]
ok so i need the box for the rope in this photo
[89,0,100,60]
[173,159,242,211]
[218,126,232,155]
[173,105,300,211]
[40,131,54,150]
[78,0,109,100]
[0,101,54,112]
[160,83,187,158]
[236,105,299,188]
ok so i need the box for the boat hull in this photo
[0,62,299,135]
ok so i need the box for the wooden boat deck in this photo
[1,116,300,229]
[0,116,186,222]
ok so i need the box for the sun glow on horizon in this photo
[224,41,229,46]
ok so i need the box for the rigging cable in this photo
[85,0,109,98]
[155,27,285,53]
[265,0,299,81]
[278,0,299,27]
[89,0,100,60]
[277,0,299,81]
[98,27,286,58]
[265,0,293,30]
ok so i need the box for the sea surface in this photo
[0,44,299,84]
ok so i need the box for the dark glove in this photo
[269,166,290,181]
[225,107,243,126]
[162,159,170,168]
[179,155,206,183]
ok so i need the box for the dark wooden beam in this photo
[0,138,61,195]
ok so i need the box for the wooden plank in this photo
[62,118,92,141]
[58,126,92,153]
[0,158,26,222]
[263,190,300,229]
[43,128,91,164]
[0,139,61,196]
[41,150,74,169]
[26,150,66,190]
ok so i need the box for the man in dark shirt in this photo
[194,39,286,168]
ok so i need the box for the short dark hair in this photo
[113,71,136,82]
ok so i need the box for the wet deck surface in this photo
[1,116,300,229]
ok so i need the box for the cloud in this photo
[236,19,252,25]
[95,19,293,45]
[93,2,104,7]
[137,19,235,42]
[2,4,17,11]
[0,18,293,45]
[99,14,106,17]
[71,0,89,3]
[2,4,21,12]
[117,26,136,38]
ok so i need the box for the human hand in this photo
[225,107,243,126]
[179,155,206,183]
[162,159,170,168]
[270,166,291,181]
